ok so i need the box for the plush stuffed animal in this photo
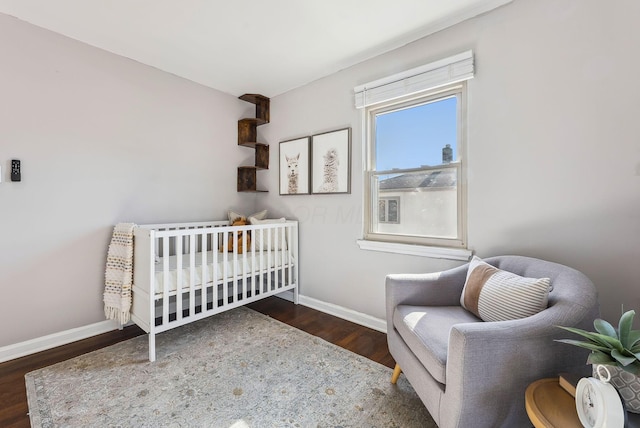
[222,218,251,254]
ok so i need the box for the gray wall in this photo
[261,0,640,323]
[0,14,255,347]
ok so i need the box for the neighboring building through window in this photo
[378,197,400,223]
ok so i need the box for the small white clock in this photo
[575,365,626,428]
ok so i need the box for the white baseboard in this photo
[0,292,386,363]
[0,320,121,364]
[287,292,387,333]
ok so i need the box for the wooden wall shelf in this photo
[237,94,270,192]
[239,94,270,124]
[237,167,268,193]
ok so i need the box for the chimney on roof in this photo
[442,144,453,164]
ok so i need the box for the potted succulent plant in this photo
[557,309,640,413]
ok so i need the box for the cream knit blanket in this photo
[103,223,136,324]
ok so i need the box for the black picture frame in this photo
[279,137,310,195]
[311,128,351,194]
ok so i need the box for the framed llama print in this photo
[279,137,310,195]
[311,128,351,194]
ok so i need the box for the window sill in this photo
[356,239,472,261]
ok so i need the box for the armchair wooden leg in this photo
[391,363,402,384]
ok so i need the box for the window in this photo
[364,86,466,248]
[353,51,474,252]
[379,197,400,224]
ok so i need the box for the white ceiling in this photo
[0,0,511,97]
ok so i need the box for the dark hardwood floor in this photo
[0,297,394,428]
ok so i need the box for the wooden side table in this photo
[525,378,582,428]
[526,377,640,428]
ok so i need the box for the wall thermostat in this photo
[11,159,21,182]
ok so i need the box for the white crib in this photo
[131,220,299,361]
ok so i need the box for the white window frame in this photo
[354,51,475,260]
[362,84,468,251]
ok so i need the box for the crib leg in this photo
[149,333,156,362]
[118,322,123,331]
[293,286,299,305]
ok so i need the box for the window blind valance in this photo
[354,50,474,109]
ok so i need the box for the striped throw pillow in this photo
[460,256,552,322]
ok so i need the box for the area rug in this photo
[25,307,435,427]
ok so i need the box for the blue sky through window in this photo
[375,96,457,171]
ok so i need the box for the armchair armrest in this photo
[385,264,469,330]
[442,303,597,427]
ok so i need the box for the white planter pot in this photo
[594,365,640,414]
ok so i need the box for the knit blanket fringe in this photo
[103,223,136,324]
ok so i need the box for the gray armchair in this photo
[386,255,599,428]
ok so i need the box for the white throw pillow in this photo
[248,217,287,250]
[228,209,267,224]
[460,256,552,322]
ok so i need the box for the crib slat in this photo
[273,227,278,290]
[176,237,183,321]
[267,228,272,292]
[273,227,280,289]
[277,226,287,288]
[147,230,157,362]
[279,225,285,288]
[201,232,208,311]
[189,235,196,316]
[222,231,229,306]
[292,222,299,303]
[275,226,279,289]
[241,228,247,300]
[232,230,238,304]
[287,225,293,288]
[250,227,256,297]
[162,237,170,324]
[213,230,219,308]
[259,228,265,294]
[283,225,288,287]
